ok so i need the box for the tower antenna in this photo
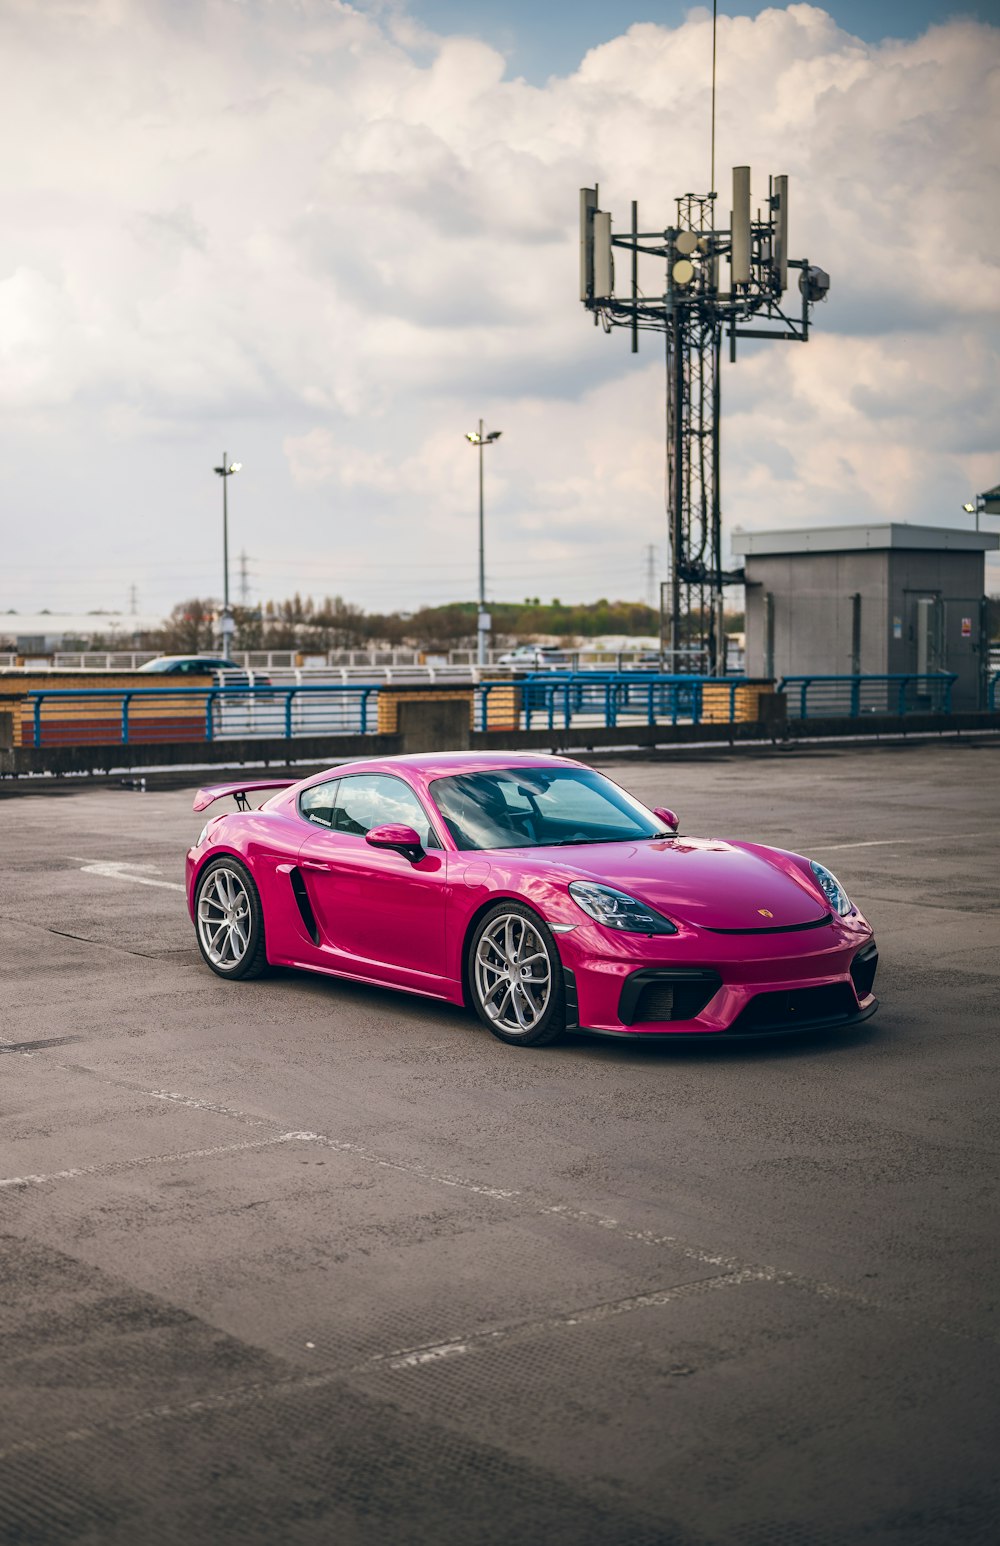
[710,0,718,200]
[579,168,830,674]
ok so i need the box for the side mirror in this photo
[366,823,425,862]
[653,807,679,833]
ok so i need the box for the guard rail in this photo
[776,673,957,718]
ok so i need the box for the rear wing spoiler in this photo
[193,779,298,813]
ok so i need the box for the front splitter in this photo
[574,997,879,1043]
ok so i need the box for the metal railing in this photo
[478,674,754,732]
[25,684,381,748]
[39,647,735,674]
[988,672,1000,711]
[23,676,741,748]
[776,674,957,718]
[17,670,982,751]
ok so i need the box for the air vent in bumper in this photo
[850,941,879,1000]
[729,983,859,1034]
[619,969,722,1026]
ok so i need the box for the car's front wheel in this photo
[468,903,566,1046]
[194,857,268,980]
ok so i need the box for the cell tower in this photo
[580,169,830,673]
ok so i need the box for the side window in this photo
[332,774,439,847]
[299,778,339,828]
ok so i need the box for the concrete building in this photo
[0,612,165,655]
[731,523,999,710]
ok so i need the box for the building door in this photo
[943,596,987,710]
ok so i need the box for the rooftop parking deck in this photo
[1,739,998,1546]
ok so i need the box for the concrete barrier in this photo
[396,696,471,753]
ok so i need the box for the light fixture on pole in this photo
[213,454,242,648]
[961,491,1000,533]
[465,421,502,667]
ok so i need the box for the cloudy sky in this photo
[1,0,998,619]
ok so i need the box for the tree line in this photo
[142,595,743,655]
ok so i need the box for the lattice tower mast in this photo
[579,172,829,674]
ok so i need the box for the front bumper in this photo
[557,917,878,1037]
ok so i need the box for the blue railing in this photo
[26,684,381,748]
[776,673,957,718]
[22,670,977,750]
[500,673,720,731]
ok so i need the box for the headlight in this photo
[569,880,677,934]
[809,860,852,916]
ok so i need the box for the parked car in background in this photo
[622,651,665,672]
[137,655,270,686]
[495,645,567,671]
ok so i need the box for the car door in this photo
[297,772,450,988]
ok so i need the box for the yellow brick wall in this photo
[700,682,776,724]
[377,689,477,735]
[0,672,213,745]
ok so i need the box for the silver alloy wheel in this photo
[474,913,552,1033]
[197,866,252,969]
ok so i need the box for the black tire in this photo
[193,856,269,980]
[468,901,566,1047]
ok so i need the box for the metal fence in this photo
[37,648,726,674]
[486,674,726,732]
[23,685,380,748]
[776,674,957,718]
[17,670,978,749]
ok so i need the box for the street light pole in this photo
[465,421,502,667]
[213,453,242,650]
[477,418,486,645]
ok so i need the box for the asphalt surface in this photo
[1,739,998,1546]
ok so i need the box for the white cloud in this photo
[0,0,997,612]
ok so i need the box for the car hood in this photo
[526,837,828,931]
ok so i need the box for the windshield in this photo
[429,766,664,851]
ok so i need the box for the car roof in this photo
[296,750,584,787]
[144,654,231,663]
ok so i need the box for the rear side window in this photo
[299,779,339,828]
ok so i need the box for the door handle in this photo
[300,860,331,873]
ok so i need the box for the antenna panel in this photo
[731,166,751,286]
[579,188,598,301]
[773,174,788,292]
[593,210,613,298]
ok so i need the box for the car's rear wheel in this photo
[194,857,268,980]
[469,902,565,1047]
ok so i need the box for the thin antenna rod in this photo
[710,0,718,199]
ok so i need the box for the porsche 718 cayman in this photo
[186,752,878,1046]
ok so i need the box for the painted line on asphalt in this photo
[367,1271,754,1371]
[0,1132,313,1190]
[71,857,185,891]
[540,1203,880,1313]
[299,1129,519,1201]
[811,832,992,852]
[148,1090,276,1127]
[0,1272,754,1465]
[5,1065,995,1345]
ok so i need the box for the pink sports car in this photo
[186,751,878,1047]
